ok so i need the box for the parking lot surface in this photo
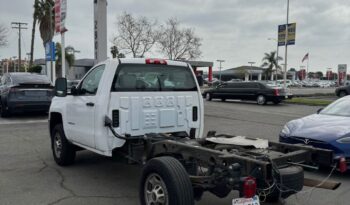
[1,101,349,205]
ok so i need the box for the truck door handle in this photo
[86,102,94,107]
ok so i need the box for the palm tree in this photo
[55,43,75,77]
[29,0,54,67]
[29,0,39,68]
[261,51,283,81]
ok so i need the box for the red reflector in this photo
[243,176,257,198]
[274,89,279,96]
[145,58,167,65]
[339,157,347,173]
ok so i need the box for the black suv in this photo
[203,82,292,105]
[335,85,350,97]
[0,72,54,117]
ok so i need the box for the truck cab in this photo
[49,58,204,156]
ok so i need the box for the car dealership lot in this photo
[1,101,349,205]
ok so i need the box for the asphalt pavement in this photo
[0,101,349,205]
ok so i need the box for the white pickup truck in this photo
[49,58,339,205]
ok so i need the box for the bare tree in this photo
[112,12,158,58]
[158,18,202,60]
[0,24,8,47]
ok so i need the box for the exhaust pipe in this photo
[304,178,341,190]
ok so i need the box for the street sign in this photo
[45,42,56,61]
[278,23,296,46]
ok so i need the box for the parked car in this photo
[280,96,350,168]
[0,72,54,117]
[202,82,292,105]
[335,85,350,97]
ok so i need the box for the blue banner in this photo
[45,42,56,61]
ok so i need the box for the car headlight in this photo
[337,137,350,143]
[280,125,291,136]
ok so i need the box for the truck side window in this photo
[80,65,105,95]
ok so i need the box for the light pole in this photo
[283,0,290,90]
[248,62,255,81]
[268,38,279,81]
[217,60,225,82]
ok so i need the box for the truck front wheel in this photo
[140,156,194,205]
[51,124,76,166]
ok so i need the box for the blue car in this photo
[280,96,350,167]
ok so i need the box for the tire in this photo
[256,95,267,105]
[205,93,212,101]
[51,124,76,166]
[140,156,194,205]
[273,99,282,105]
[263,166,304,202]
[0,101,10,118]
[339,91,347,97]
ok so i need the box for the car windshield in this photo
[320,97,350,117]
[11,73,50,84]
[112,64,197,92]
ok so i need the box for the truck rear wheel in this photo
[140,156,194,205]
[51,124,76,166]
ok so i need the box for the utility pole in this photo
[11,22,28,72]
[217,60,225,82]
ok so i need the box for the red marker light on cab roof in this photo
[145,58,167,65]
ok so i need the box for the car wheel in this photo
[339,91,347,97]
[51,124,76,166]
[205,93,212,101]
[140,156,194,205]
[0,101,10,118]
[256,95,267,105]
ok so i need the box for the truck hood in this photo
[288,114,350,141]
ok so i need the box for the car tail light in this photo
[243,176,257,198]
[339,157,347,173]
[145,58,167,65]
[274,88,279,96]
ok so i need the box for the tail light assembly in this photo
[274,88,280,96]
[339,157,347,173]
[242,176,257,198]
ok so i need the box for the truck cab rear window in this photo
[111,64,197,92]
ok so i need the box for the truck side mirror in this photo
[317,108,323,114]
[55,77,67,97]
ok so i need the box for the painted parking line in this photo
[0,119,48,125]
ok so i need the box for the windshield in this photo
[112,64,197,92]
[320,97,350,117]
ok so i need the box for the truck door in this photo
[65,65,105,148]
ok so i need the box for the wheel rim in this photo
[206,93,210,100]
[144,173,168,205]
[54,132,62,158]
[257,95,265,104]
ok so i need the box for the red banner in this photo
[54,0,61,34]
